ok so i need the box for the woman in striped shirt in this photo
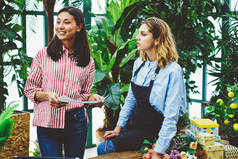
[24,6,104,158]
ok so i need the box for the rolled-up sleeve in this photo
[24,55,42,104]
[154,67,186,154]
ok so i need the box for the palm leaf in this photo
[0,103,18,123]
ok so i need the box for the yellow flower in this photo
[216,114,220,117]
[163,154,170,159]
[228,91,234,98]
[224,119,230,125]
[230,103,238,109]
[216,99,223,105]
[189,141,197,150]
[233,123,238,132]
[180,151,187,159]
[228,114,234,118]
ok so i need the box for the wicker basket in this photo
[0,111,30,158]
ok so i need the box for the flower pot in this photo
[0,111,30,158]
[228,136,238,147]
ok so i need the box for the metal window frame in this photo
[17,0,237,148]
[191,0,232,118]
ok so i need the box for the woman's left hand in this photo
[87,94,105,107]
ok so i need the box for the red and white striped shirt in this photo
[24,47,95,128]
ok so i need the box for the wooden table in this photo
[89,151,142,159]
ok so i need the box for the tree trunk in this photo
[43,0,56,42]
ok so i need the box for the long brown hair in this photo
[47,6,90,67]
[140,17,178,68]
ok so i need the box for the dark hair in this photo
[47,6,90,67]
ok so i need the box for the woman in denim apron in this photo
[97,17,187,159]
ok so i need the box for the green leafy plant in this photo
[88,0,139,130]
[209,6,238,101]
[167,133,197,155]
[0,103,18,150]
[139,138,157,155]
[111,0,225,101]
[29,140,41,157]
[0,0,31,113]
[206,84,238,138]
[89,0,226,130]
[140,133,201,159]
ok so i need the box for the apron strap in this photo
[149,67,160,87]
[133,62,145,77]
[133,61,160,87]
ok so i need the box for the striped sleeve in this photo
[24,51,42,104]
[80,58,95,101]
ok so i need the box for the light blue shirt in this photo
[117,57,187,154]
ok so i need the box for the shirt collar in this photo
[145,56,157,67]
[62,45,69,56]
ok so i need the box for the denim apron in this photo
[111,62,164,151]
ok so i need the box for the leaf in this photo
[106,0,122,25]
[94,16,108,31]
[187,148,195,154]
[105,83,120,110]
[91,50,105,71]
[0,117,14,148]
[106,39,134,72]
[93,70,107,84]
[0,104,18,123]
[113,1,146,40]
[120,48,137,67]
[120,83,130,94]
[143,139,152,145]
[0,28,17,40]
[12,24,24,32]
[234,99,238,104]
[0,137,8,143]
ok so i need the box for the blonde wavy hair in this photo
[140,17,179,68]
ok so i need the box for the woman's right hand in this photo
[104,126,121,139]
[47,92,67,108]
[35,91,67,108]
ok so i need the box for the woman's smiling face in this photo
[55,11,81,42]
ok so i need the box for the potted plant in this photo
[0,0,31,157]
[205,4,238,145]
[206,84,238,146]
[89,0,138,135]
[209,3,238,101]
